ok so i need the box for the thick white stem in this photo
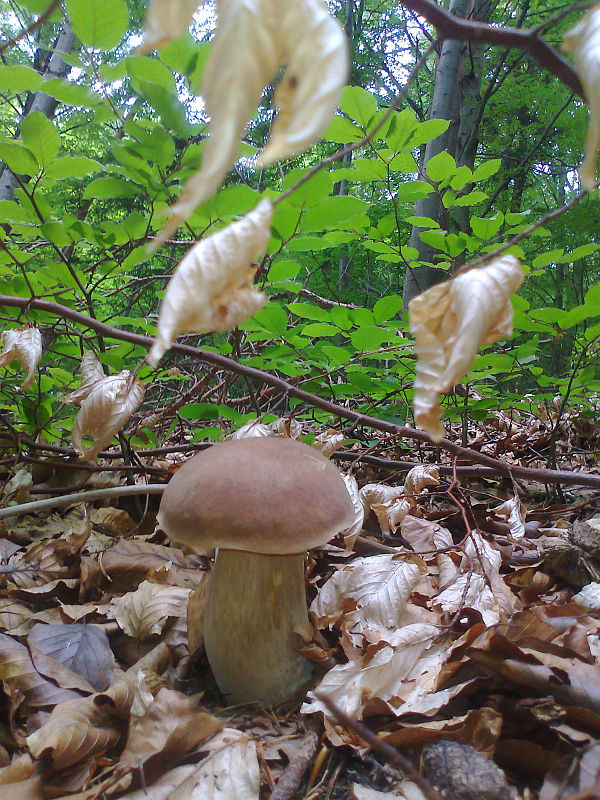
[203,549,312,704]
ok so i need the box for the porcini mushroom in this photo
[157,436,354,704]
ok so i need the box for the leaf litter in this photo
[0,418,599,798]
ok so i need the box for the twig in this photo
[269,730,320,800]
[0,0,61,54]
[397,0,584,98]
[314,692,442,800]
[1,295,600,489]
[0,484,165,519]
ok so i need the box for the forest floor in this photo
[0,402,599,800]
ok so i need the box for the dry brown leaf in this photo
[148,199,272,365]
[138,0,201,53]
[110,581,191,641]
[63,352,106,405]
[26,694,123,770]
[0,599,37,635]
[2,469,32,502]
[0,325,42,389]
[492,493,526,540]
[115,765,200,800]
[27,623,114,691]
[119,688,223,779]
[409,256,524,441]
[228,417,302,440]
[72,371,145,459]
[0,756,43,800]
[564,6,600,190]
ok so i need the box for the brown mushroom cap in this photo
[158,437,355,554]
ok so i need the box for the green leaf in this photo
[0,201,33,224]
[409,119,450,147]
[450,190,487,207]
[0,142,38,176]
[66,0,129,48]
[179,403,221,420]
[248,304,288,336]
[394,181,433,202]
[0,65,43,93]
[532,249,564,268]
[83,177,138,199]
[323,346,352,365]
[281,168,334,206]
[301,322,340,337]
[268,261,301,282]
[426,151,456,182]
[287,303,331,322]
[21,111,60,168]
[302,196,369,231]
[339,86,378,126]
[405,216,440,229]
[351,326,394,350]
[373,295,403,323]
[137,80,197,137]
[472,159,502,181]
[470,213,504,240]
[322,115,364,143]
[46,156,103,179]
[41,78,102,108]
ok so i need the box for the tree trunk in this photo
[0,23,75,202]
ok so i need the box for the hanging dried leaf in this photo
[152,0,347,245]
[257,0,348,166]
[404,465,440,496]
[138,0,202,54]
[564,6,600,190]
[148,198,272,366]
[151,3,278,247]
[409,256,524,441]
[72,371,145,459]
[63,352,106,405]
[0,325,42,389]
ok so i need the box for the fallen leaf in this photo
[110,581,191,641]
[148,199,272,365]
[492,493,526,539]
[0,325,42,389]
[27,623,114,691]
[404,465,440,495]
[312,429,346,457]
[409,256,523,440]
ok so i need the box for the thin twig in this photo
[314,692,442,800]
[0,0,61,54]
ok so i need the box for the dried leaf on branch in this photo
[148,198,272,365]
[138,0,202,53]
[0,325,42,389]
[409,256,524,441]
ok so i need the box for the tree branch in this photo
[397,0,584,98]
[1,295,600,489]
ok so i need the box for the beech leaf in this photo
[564,6,600,190]
[409,255,524,441]
[110,581,191,641]
[138,0,202,53]
[63,352,106,405]
[148,198,272,365]
[72,371,145,459]
[0,325,42,389]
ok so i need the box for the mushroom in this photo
[157,436,355,704]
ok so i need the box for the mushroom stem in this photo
[203,549,312,704]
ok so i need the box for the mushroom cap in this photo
[158,437,355,554]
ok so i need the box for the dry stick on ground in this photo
[1,294,600,490]
[269,730,320,800]
[314,693,442,800]
[0,484,165,519]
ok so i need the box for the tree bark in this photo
[0,22,75,202]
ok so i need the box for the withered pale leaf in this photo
[303,623,441,719]
[257,0,348,166]
[227,419,273,440]
[151,4,277,246]
[492,493,526,540]
[312,428,346,458]
[171,729,260,800]
[138,0,202,53]
[228,417,302,440]
[120,688,223,775]
[63,352,106,405]
[340,474,364,549]
[0,325,42,389]
[116,765,199,800]
[110,581,191,641]
[311,554,426,639]
[409,256,523,441]
[564,6,600,190]
[573,583,600,611]
[72,371,145,459]
[148,198,272,365]
[404,465,440,495]
[27,623,114,691]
